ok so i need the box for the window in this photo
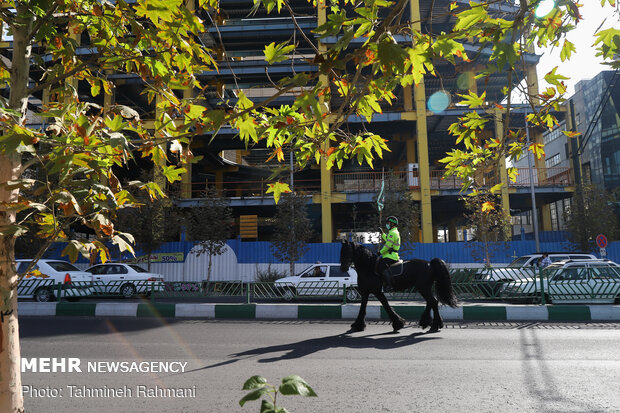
[545,153,561,168]
[543,122,566,145]
[16,262,33,273]
[550,204,558,230]
[129,265,148,273]
[88,266,106,275]
[112,265,128,274]
[557,267,586,281]
[568,255,593,260]
[329,266,349,278]
[590,265,620,279]
[47,261,81,272]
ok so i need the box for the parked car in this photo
[474,253,597,297]
[502,259,620,304]
[16,259,93,302]
[274,263,359,301]
[85,263,164,298]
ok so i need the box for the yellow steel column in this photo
[180,87,193,198]
[448,220,457,242]
[411,0,433,243]
[406,138,416,163]
[215,170,224,196]
[180,0,194,200]
[495,109,510,217]
[318,1,333,242]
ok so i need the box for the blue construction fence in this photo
[41,233,619,266]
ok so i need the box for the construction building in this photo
[9,0,577,243]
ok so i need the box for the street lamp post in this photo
[525,109,541,253]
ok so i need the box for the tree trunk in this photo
[1,7,33,411]
[207,253,212,282]
[289,261,295,277]
[0,219,22,411]
[0,155,24,410]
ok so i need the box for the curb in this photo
[17,302,620,322]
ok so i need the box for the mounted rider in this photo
[376,216,400,292]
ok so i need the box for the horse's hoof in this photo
[392,319,405,332]
[350,323,366,332]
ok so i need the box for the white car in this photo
[274,263,359,301]
[502,259,620,304]
[474,253,597,296]
[16,259,94,302]
[85,263,164,298]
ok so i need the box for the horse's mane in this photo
[352,242,377,267]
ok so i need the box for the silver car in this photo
[502,259,620,304]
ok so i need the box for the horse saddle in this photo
[387,260,404,277]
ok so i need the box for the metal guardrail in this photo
[18,270,620,304]
[462,266,620,304]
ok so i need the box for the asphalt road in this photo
[19,318,620,412]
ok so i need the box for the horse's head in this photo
[339,239,354,272]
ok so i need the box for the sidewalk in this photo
[17,302,620,322]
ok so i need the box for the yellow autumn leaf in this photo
[481,201,495,213]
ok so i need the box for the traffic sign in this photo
[596,234,608,249]
[600,248,607,257]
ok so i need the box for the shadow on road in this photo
[180,328,440,376]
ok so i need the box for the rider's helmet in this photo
[386,216,398,228]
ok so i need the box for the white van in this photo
[274,263,358,301]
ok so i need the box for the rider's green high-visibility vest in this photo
[380,227,400,261]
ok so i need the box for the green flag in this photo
[377,179,385,211]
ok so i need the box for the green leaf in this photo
[260,399,281,413]
[278,375,317,397]
[264,42,296,64]
[559,39,576,62]
[457,91,486,108]
[239,387,270,407]
[266,182,291,204]
[135,0,182,24]
[0,224,28,237]
[453,7,488,31]
[161,165,186,183]
[243,376,268,390]
[61,240,83,263]
[544,67,569,86]
[489,183,503,194]
[0,179,36,190]
[593,27,620,60]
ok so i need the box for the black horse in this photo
[340,240,458,333]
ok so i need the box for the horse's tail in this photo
[430,258,458,308]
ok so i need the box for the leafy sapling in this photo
[239,375,317,413]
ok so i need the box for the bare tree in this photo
[183,189,233,282]
[565,184,619,252]
[463,193,511,266]
[271,192,313,276]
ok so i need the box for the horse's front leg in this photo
[350,292,369,332]
[375,291,405,332]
